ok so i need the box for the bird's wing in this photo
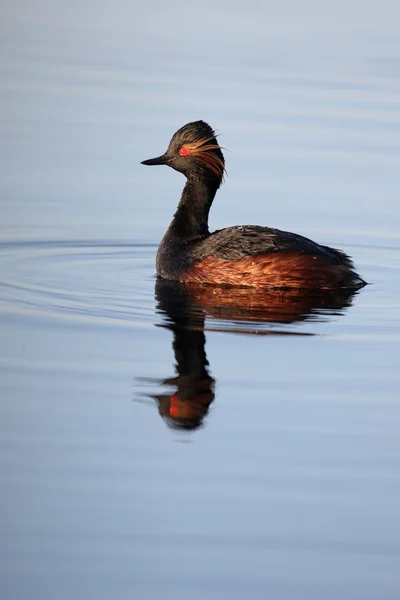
[191,225,353,267]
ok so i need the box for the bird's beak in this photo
[141,154,168,166]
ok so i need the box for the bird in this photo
[141,120,366,290]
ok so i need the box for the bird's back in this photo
[189,225,352,266]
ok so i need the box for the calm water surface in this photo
[1,2,400,599]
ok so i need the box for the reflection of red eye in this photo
[169,394,179,417]
[179,147,190,156]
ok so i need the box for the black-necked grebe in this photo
[141,120,366,290]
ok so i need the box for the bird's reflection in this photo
[143,280,214,430]
[140,278,360,431]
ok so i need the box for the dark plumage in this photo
[141,120,366,290]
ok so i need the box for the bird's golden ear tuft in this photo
[184,137,226,181]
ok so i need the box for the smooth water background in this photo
[1,2,400,599]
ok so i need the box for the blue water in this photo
[1,2,400,599]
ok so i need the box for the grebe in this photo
[141,120,366,290]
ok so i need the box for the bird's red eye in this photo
[179,146,190,156]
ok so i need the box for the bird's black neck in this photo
[168,177,219,241]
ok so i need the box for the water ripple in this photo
[0,238,157,327]
[1,237,399,335]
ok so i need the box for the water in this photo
[1,2,400,599]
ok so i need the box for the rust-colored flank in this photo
[182,253,354,289]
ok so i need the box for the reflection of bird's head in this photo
[157,386,214,431]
